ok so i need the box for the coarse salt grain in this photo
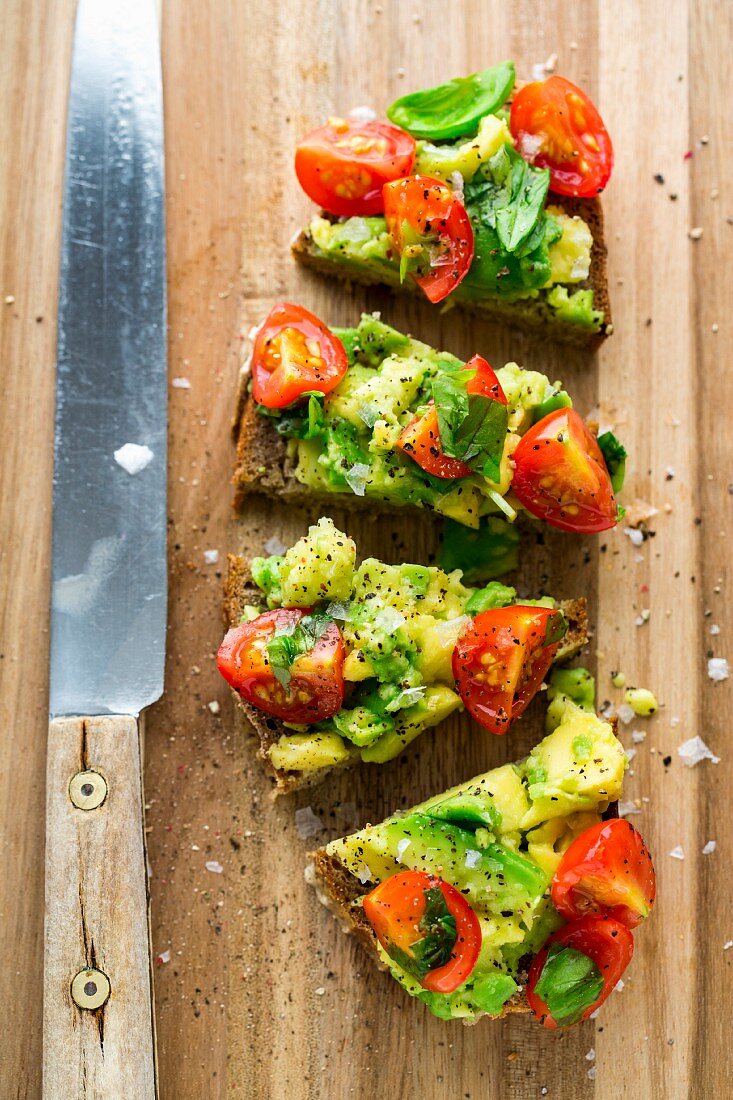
[708,657,730,682]
[586,1048,596,1061]
[616,703,636,725]
[314,987,325,996]
[710,624,721,636]
[587,1067,597,1081]
[264,535,286,555]
[396,838,412,863]
[624,528,645,547]
[349,105,377,123]
[465,849,482,869]
[205,860,223,874]
[203,549,219,565]
[157,950,171,964]
[615,979,625,992]
[702,840,717,855]
[114,443,154,475]
[678,735,720,766]
[171,377,191,389]
[207,700,220,715]
[618,801,641,818]
[669,846,685,861]
[631,730,647,743]
[295,807,323,839]
[345,462,370,496]
[724,941,733,950]
[355,863,372,885]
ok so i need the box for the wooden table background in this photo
[2,1,732,1097]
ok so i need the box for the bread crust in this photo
[224,555,589,794]
[291,193,611,349]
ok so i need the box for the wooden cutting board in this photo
[2,1,731,1097]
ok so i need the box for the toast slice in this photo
[224,551,589,793]
[306,705,624,1023]
[292,194,611,349]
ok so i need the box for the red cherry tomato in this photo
[551,819,656,929]
[527,914,634,1029]
[295,117,416,216]
[452,605,565,734]
[510,76,614,198]
[217,609,345,723]
[362,870,482,994]
[251,302,348,409]
[396,355,507,479]
[383,175,474,303]
[511,408,617,534]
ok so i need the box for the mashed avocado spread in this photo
[325,675,626,1021]
[248,518,564,774]
[258,314,572,528]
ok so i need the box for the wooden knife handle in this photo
[43,716,157,1099]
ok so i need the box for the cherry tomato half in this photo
[217,609,345,723]
[395,355,507,480]
[383,175,474,303]
[510,76,613,198]
[511,408,617,534]
[551,818,656,929]
[295,117,416,217]
[527,914,633,1029]
[363,870,482,994]
[251,302,348,409]
[452,605,565,734]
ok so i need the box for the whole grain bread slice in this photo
[224,553,589,794]
[291,194,611,349]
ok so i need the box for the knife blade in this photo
[44,0,166,1095]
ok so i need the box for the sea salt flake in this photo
[345,462,370,496]
[631,729,647,744]
[207,700,220,715]
[325,600,353,622]
[669,846,685,861]
[157,950,171,964]
[375,605,406,633]
[618,801,641,818]
[702,840,717,855]
[586,1048,596,1061]
[708,657,730,682]
[396,838,411,863]
[724,941,733,950]
[465,849,482,869]
[389,686,426,712]
[263,535,286,556]
[615,979,625,992]
[203,549,219,565]
[587,1067,597,1081]
[114,443,154,475]
[624,527,645,547]
[625,747,637,762]
[171,376,191,389]
[355,863,372,885]
[205,860,223,874]
[710,624,720,636]
[616,703,635,725]
[295,807,323,839]
[678,735,720,766]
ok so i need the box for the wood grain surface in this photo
[1,1,732,1097]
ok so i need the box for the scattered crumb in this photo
[611,671,626,688]
[724,941,733,951]
[624,527,645,547]
[688,227,703,240]
[625,688,658,717]
[4,294,15,305]
[314,987,326,996]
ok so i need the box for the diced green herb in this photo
[266,610,334,689]
[533,944,604,1027]
[598,430,628,494]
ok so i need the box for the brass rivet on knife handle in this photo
[71,967,111,1011]
[69,769,108,810]
[44,716,157,1098]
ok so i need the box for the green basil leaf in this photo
[266,610,334,690]
[533,944,604,1027]
[597,431,628,494]
[432,374,508,482]
[385,886,458,982]
[544,610,568,648]
[483,144,550,254]
[386,61,515,141]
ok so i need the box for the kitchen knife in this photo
[45,1,166,1096]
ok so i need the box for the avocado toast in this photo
[221,518,589,793]
[308,668,629,1020]
[234,311,624,531]
[291,64,613,346]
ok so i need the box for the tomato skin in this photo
[510,76,613,198]
[527,914,634,1029]
[217,609,345,723]
[395,354,507,480]
[295,117,416,216]
[251,302,348,409]
[452,605,564,734]
[511,408,617,534]
[362,870,482,994]
[551,819,656,929]
[383,175,474,303]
